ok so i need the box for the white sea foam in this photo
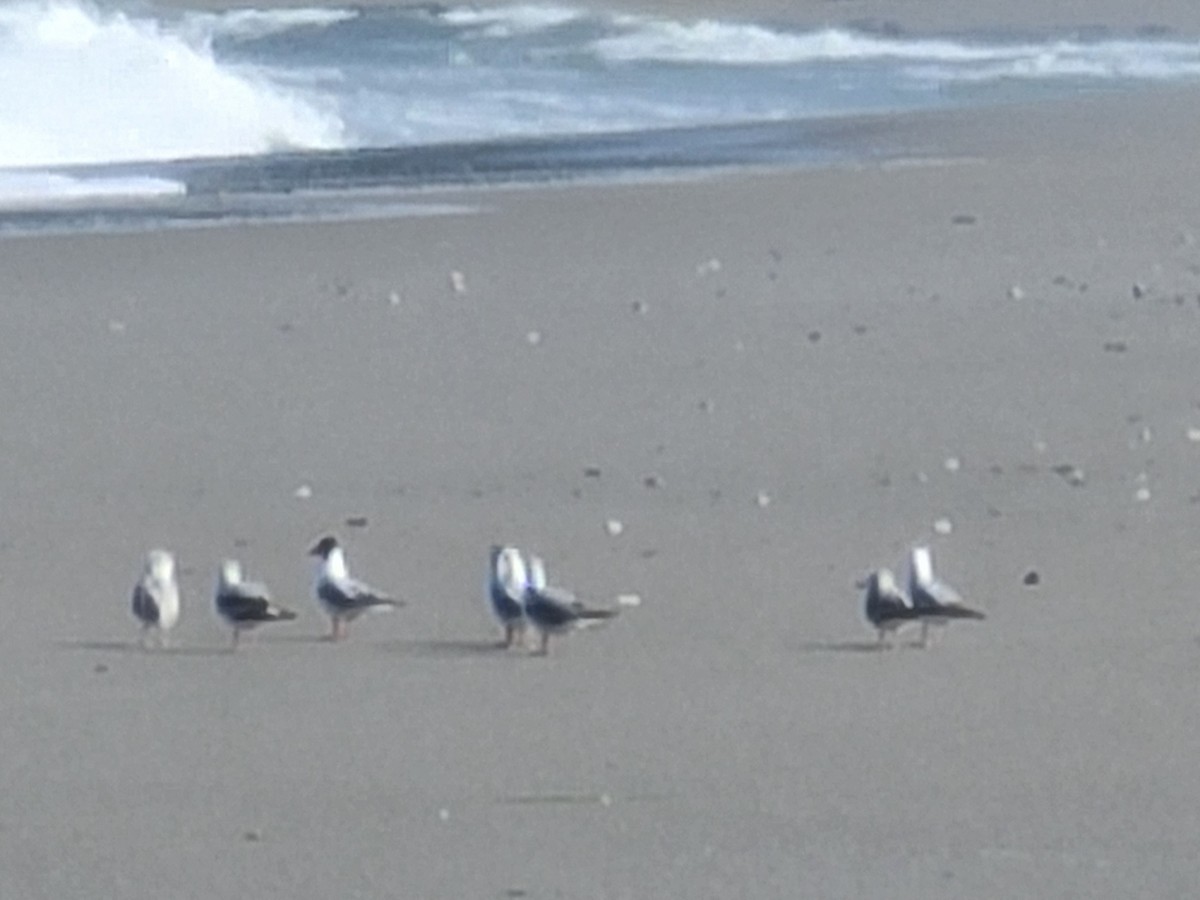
[0,171,186,207]
[591,17,1200,77]
[591,20,1037,64]
[182,7,358,44]
[440,4,582,37]
[0,0,345,168]
[4,1,1200,210]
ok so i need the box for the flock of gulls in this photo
[132,533,984,655]
[131,535,619,655]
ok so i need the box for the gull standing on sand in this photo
[309,535,400,641]
[522,553,617,655]
[864,567,919,647]
[488,544,527,648]
[131,548,181,648]
[215,559,298,649]
[908,546,985,646]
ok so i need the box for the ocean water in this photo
[4,0,1200,233]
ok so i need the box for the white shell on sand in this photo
[1135,487,1152,502]
[293,484,313,500]
[755,491,771,508]
[1188,427,1200,443]
[605,519,624,536]
[526,330,542,346]
[696,257,722,276]
[449,270,467,294]
[944,456,961,473]
[617,593,642,607]
[933,517,953,535]
[107,319,126,333]
[1008,285,1026,300]
[388,290,401,306]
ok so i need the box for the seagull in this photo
[908,546,985,646]
[309,535,400,641]
[863,567,918,647]
[215,559,298,650]
[488,544,527,648]
[521,553,617,655]
[131,548,181,648]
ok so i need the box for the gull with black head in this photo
[309,535,400,641]
[863,567,918,648]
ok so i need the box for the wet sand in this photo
[2,81,1200,898]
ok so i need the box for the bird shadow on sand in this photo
[373,637,524,659]
[793,639,926,654]
[54,639,233,657]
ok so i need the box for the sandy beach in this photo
[4,33,1200,899]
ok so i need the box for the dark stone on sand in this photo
[1051,464,1087,487]
[345,516,369,528]
[1023,570,1040,586]
[584,467,602,478]
[1103,340,1128,353]
[807,330,822,343]
[951,214,977,225]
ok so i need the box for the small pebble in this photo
[617,593,642,608]
[631,300,648,314]
[1132,282,1147,299]
[1023,570,1040,587]
[93,663,109,675]
[933,517,953,535]
[1103,341,1128,353]
[915,471,930,484]
[293,484,313,500]
[951,214,977,226]
[449,270,467,295]
[1187,427,1200,443]
[438,808,450,822]
[388,290,401,306]
[695,257,722,276]
[642,474,662,489]
[599,793,613,807]
[1135,487,1152,502]
[526,330,542,346]
[605,519,624,537]
[107,319,126,333]
[1008,285,1026,300]
[698,399,713,413]
[583,466,602,478]
[944,456,961,473]
[1140,427,1153,444]
[755,491,771,508]
[243,829,263,843]
[345,516,368,528]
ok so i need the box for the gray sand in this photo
[3,89,1200,896]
